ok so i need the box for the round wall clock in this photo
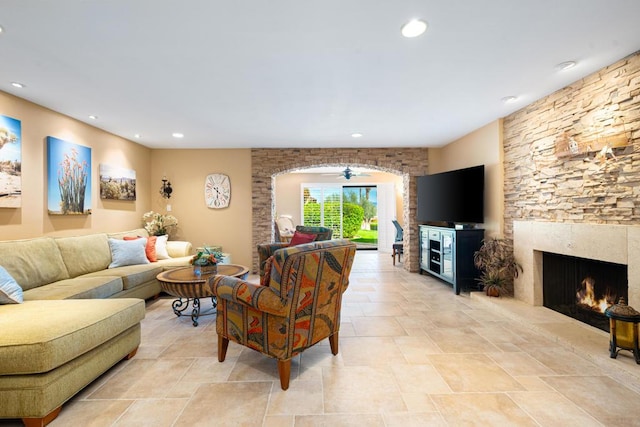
[204,173,231,208]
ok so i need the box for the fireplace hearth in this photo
[543,252,628,332]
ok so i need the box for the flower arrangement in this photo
[142,211,178,236]
[191,247,224,266]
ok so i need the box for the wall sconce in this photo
[160,177,173,199]
[604,297,640,364]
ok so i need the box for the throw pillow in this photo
[155,234,170,260]
[124,235,158,262]
[0,266,23,304]
[108,238,150,268]
[289,230,317,246]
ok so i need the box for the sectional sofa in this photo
[0,229,193,426]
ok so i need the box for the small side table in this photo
[156,264,249,326]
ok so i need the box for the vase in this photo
[193,265,202,277]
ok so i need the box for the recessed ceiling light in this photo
[351,133,363,138]
[88,115,98,120]
[134,133,141,139]
[556,61,577,71]
[0,26,4,34]
[10,82,24,88]
[172,132,184,138]
[501,96,518,104]
[401,19,427,38]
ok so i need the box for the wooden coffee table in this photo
[156,264,249,326]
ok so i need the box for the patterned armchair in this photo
[210,239,356,390]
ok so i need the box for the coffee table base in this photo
[171,297,217,327]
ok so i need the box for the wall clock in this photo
[204,173,231,209]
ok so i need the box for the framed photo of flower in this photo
[47,136,92,215]
[0,114,21,208]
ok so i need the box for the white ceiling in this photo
[1,1,639,150]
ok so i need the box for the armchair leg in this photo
[277,359,291,390]
[329,332,339,355]
[218,335,229,362]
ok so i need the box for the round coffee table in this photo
[156,264,249,326]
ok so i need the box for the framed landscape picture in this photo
[47,136,92,215]
[99,164,136,200]
[0,115,21,208]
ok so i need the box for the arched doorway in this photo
[251,148,428,273]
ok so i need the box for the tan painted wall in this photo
[0,90,152,239]
[150,149,253,268]
[427,119,504,237]
[275,171,404,227]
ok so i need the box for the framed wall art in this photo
[0,115,21,208]
[47,136,92,215]
[99,164,136,200]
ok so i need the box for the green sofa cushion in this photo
[0,298,145,375]
[55,234,112,278]
[22,276,123,300]
[0,237,70,291]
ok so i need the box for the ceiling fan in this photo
[323,167,371,180]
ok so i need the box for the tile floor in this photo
[3,251,640,426]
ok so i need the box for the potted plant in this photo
[190,247,224,275]
[473,237,522,297]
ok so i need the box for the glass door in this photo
[440,230,455,282]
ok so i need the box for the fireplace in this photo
[512,221,640,315]
[542,252,628,332]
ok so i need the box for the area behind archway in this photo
[251,148,429,273]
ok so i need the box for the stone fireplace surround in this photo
[513,220,640,309]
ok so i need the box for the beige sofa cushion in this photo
[0,237,70,291]
[84,264,163,290]
[22,276,123,300]
[0,298,145,375]
[55,233,112,278]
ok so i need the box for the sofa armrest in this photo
[167,241,192,258]
[209,275,288,316]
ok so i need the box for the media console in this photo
[419,225,484,295]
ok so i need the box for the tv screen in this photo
[417,165,484,224]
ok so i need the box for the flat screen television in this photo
[417,165,484,225]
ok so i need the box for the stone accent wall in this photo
[251,148,428,273]
[503,51,640,240]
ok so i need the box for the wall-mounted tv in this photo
[417,165,484,225]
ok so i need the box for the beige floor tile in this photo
[394,335,443,363]
[425,326,502,354]
[541,375,640,425]
[351,316,406,336]
[322,366,407,413]
[431,393,538,426]
[525,347,605,375]
[360,302,407,317]
[400,392,439,412]
[267,380,324,415]
[391,364,452,394]
[512,375,556,391]
[87,358,196,399]
[227,349,300,384]
[423,309,481,328]
[487,351,556,376]
[264,415,294,427]
[382,412,448,427]
[508,391,602,426]
[428,353,525,392]
[340,336,404,366]
[176,382,272,426]
[49,400,133,427]
[113,398,188,427]
[294,414,385,427]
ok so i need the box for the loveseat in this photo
[0,229,193,426]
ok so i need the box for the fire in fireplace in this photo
[543,252,628,332]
